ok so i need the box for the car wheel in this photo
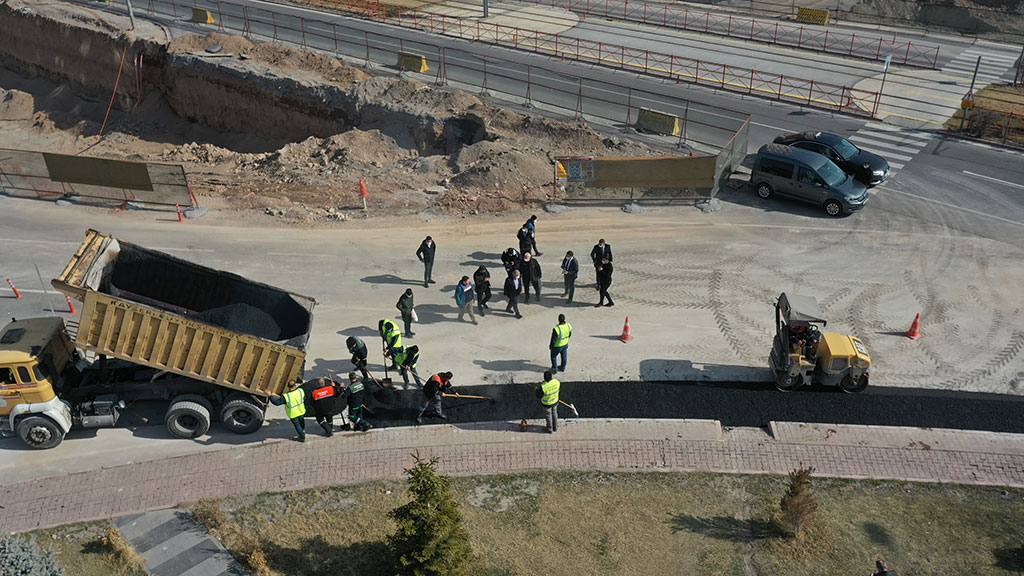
[840,374,869,394]
[16,415,65,449]
[756,183,773,199]
[166,398,212,439]
[220,393,265,434]
[824,199,843,217]
[775,373,804,392]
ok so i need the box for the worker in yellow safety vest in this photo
[549,314,572,373]
[268,379,307,442]
[536,370,561,433]
[378,318,403,358]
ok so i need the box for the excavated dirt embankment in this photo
[0,0,656,218]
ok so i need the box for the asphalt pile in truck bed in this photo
[103,244,312,345]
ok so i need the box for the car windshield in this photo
[833,138,859,161]
[819,161,848,187]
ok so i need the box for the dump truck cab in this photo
[769,292,870,393]
[0,317,78,448]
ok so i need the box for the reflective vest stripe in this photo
[553,323,572,348]
[312,386,333,401]
[284,388,306,418]
[540,378,560,406]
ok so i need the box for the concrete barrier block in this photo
[191,7,215,24]
[635,107,680,136]
[397,52,429,73]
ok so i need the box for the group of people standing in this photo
[265,371,372,443]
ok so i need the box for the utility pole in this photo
[1016,44,1024,87]
[959,56,982,131]
[483,0,488,18]
[874,54,891,118]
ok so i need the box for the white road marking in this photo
[886,187,1024,228]
[962,171,1024,191]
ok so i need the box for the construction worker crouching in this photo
[537,370,560,433]
[346,335,369,382]
[417,371,455,424]
[389,345,423,389]
[268,379,307,442]
[345,371,373,432]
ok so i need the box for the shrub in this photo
[235,532,270,576]
[388,453,472,576]
[0,535,65,576]
[191,499,228,534]
[101,528,146,573]
[778,466,818,539]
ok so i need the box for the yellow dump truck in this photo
[0,229,316,449]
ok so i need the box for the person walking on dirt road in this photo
[517,223,532,257]
[560,250,578,303]
[268,379,307,442]
[549,314,572,373]
[455,275,478,324]
[417,371,456,424]
[536,370,561,433]
[396,288,415,337]
[474,265,492,316]
[346,336,370,382]
[415,235,436,288]
[595,260,614,307]
[501,247,521,277]
[504,269,523,318]
[591,239,612,288]
[524,215,541,256]
[520,252,542,303]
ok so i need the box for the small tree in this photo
[388,453,472,576]
[779,466,818,539]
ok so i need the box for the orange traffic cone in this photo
[65,294,76,315]
[905,313,921,340]
[619,316,633,342]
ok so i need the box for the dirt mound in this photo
[350,76,482,116]
[168,32,256,56]
[450,146,554,189]
[0,88,33,120]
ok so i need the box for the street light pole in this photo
[483,0,488,18]
[959,56,982,131]
[125,0,136,29]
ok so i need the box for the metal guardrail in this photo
[390,10,880,115]
[515,0,941,68]
[144,0,749,151]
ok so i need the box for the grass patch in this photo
[28,522,148,576]
[29,473,1024,576]
[945,83,1024,145]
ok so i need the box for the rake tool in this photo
[442,392,497,405]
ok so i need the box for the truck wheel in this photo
[165,399,212,439]
[775,373,803,392]
[220,394,265,434]
[16,416,65,449]
[840,375,868,394]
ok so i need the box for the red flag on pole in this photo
[359,178,369,198]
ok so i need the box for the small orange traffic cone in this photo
[65,295,76,315]
[906,313,921,340]
[619,316,633,342]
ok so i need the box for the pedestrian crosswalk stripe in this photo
[886,161,906,170]
[846,123,936,175]
[857,129,932,145]
[862,123,934,140]
[848,138,916,161]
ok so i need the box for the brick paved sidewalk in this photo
[3,419,1023,534]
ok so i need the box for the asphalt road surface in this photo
[366,381,1024,432]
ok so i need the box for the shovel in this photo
[522,380,580,417]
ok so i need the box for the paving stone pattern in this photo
[2,421,1022,534]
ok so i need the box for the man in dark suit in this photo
[595,260,614,307]
[503,269,523,319]
[560,250,578,303]
[520,252,542,303]
[517,224,532,256]
[415,236,436,288]
[590,239,612,289]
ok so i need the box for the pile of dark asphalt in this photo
[364,381,1024,434]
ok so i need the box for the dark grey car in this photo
[773,131,890,186]
[750,144,869,217]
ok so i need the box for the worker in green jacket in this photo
[268,379,307,442]
[396,288,416,337]
[536,370,560,433]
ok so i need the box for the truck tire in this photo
[16,415,65,450]
[775,373,803,392]
[165,399,212,439]
[220,394,265,434]
[840,374,869,394]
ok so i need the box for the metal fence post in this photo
[623,87,632,133]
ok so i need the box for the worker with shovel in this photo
[378,319,403,358]
[388,345,423,389]
[345,371,373,432]
[417,371,456,424]
[536,370,561,433]
[346,336,370,382]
